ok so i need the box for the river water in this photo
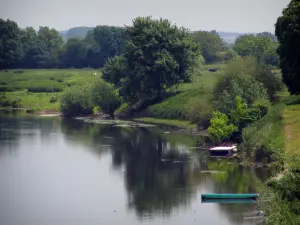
[0,114,270,225]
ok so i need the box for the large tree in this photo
[275,0,300,94]
[192,30,226,63]
[102,17,202,104]
[0,19,23,69]
[92,26,127,67]
[59,38,89,68]
[234,34,279,65]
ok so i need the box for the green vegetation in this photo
[60,82,94,117]
[91,81,121,118]
[0,69,99,111]
[103,17,202,105]
[192,30,226,63]
[208,111,237,142]
[135,117,196,129]
[233,34,279,66]
[275,0,300,95]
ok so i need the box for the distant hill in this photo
[60,26,94,41]
[59,27,267,44]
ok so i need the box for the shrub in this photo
[49,96,58,103]
[213,73,268,113]
[208,111,238,142]
[91,80,121,119]
[60,83,93,117]
[187,97,213,130]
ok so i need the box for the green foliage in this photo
[187,97,213,129]
[213,73,268,114]
[0,92,12,107]
[60,83,93,117]
[102,17,202,105]
[0,19,23,69]
[229,96,249,126]
[0,69,99,92]
[224,49,238,61]
[208,111,238,142]
[92,26,127,67]
[213,58,281,114]
[59,38,89,68]
[233,34,279,65]
[49,96,58,103]
[91,80,121,118]
[192,30,226,63]
[275,0,300,94]
[240,104,285,163]
[252,64,283,101]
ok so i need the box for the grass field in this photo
[0,69,101,111]
[282,96,300,160]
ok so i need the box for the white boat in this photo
[209,145,237,153]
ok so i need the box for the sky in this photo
[0,0,291,33]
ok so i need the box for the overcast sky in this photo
[0,0,290,33]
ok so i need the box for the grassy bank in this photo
[145,65,221,120]
[135,117,196,129]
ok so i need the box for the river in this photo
[0,114,270,225]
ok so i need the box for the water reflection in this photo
[0,115,270,225]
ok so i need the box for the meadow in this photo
[0,69,100,111]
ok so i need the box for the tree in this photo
[275,0,300,94]
[102,17,202,105]
[60,83,93,117]
[208,111,237,142]
[192,30,226,63]
[59,38,89,68]
[233,34,278,65]
[36,26,64,68]
[92,26,127,67]
[91,81,121,119]
[0,19,23,69]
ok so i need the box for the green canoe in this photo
[201,193,259,200]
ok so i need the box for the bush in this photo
[213,73,268,113]
[49,96,58,103]
[208,111,238,142]
[187,97,213,130]
[60,83,93,117]
[91,80,121,118]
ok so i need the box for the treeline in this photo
[0,18,279,70]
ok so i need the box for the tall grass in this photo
[240,104,285,164]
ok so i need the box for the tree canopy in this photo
[233,34,279,66]
[192,30,226,63]
[102,17,202,105]
[275,0,300,94]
